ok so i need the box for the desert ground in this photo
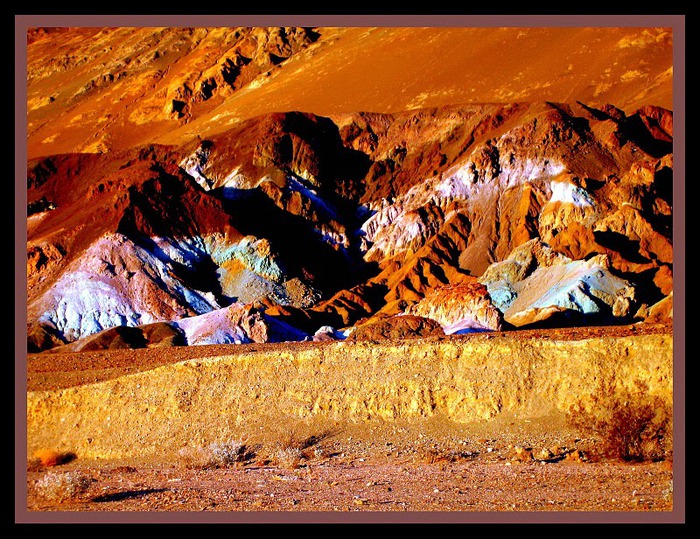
[22,323,679,523]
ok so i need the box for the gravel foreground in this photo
[22,408,679,524]
[24,453,675,522]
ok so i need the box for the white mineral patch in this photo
[506,158,565,184]
[221,166,248,191]
[361,152,568,262]
[360,203,402,241]
[31,232,221,342]
[548,180,594,208]
[504,258,634,325]
[27,212,49,224]
[316,227,349,249]
[173,304,308,345]
[151,235,207,269]
[183,164,210,189]
[436,174,472,199]
[442,318,493,335]
[174,307,251,345]
[179,153,212,190]
[37,270,144,342]
[363,209,440,261]
[449,163,478,189]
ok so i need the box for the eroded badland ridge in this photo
[24,25,678,506]
[27,26,674,352]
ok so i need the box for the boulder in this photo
[45,322,186,352]
[478,239,638,328]
[347,315,444,341]
[636,292,673,323]
[312,326,345,342]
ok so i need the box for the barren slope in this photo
[27,26,673,159]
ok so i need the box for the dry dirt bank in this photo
[22,324,680,520]
[26,325,673,461]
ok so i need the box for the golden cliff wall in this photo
[26,333,673,460]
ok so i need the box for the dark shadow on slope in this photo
[274,112,373,203]
[27,323,68,353]
[117,231,232,307]
[619,114,673,158]
[115,166,234,305]
[216,186,378,298]
[27,196,57,216]
[645,166,673,237]
[592,230,652,265]
[170,254,233,306]
[194,111,377,301]
[545,102,593,136]
[617,266,668,307]
[653,166,673,205]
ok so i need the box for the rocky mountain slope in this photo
[26,26,673,158]
[24,25,675,352]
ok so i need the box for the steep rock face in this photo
[367,211,474,318]
[28,231,219,344]
[355,102,672,315]
[338,103,527,204]
[175,112,374,292]
[26,147,332,347]
[180,111,371,198]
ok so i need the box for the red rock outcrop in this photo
[405,282,504,333]
[639,292,673,323]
